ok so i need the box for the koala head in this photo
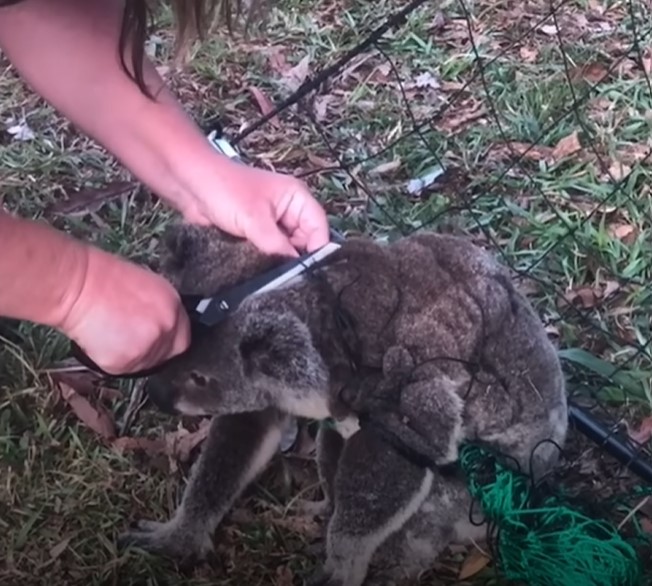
[156,221,288,296]
[145,222,331,419]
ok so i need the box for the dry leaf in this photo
[49,536,72,560]
[270,514,322,539]
[458,548,491,579]
[57,382,116,440]
[282,55,310,92]
[440,102,486,135]
[630,416,652,444]
[313,95,333,122]
[248,86,281,128]
[564,286,598,308]
[267,47,290,74]
[602,280,620,299]
[502,141,554,162]
[519,46,538,63]
[539,24,558,36]
[607,161,631,182]
[49,181,136,216]
[166,418,211,464]
[641,517,652,533]
[306,152,336,169]
[275,565,294,586]
[552,131,582,161]
[111,436,166,455]
[51,371,122,402]
[369,159,402,175]
[643,48,652,76]
[572,62,610,84]
[608,223,638,244]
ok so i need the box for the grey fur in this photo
[117,223,568,585]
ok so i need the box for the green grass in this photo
[3,0,652,583]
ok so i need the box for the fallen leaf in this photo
[269,514,322,539]
[458,548,491,579]
[502,141,554,162]
[49,181,136,216]
[51,371,123,402]
[641,517,652,533]
[572,62,610,84]
[49,536,72,560]
[57,382,116,440]
[630,416,652,444]
[165,418,211,465]
[248,86,281,128]
[607,161,631,182]
[275,565,294,586]
[563,286,598,308]
[6,119,35,141]
[519,46,539,63]
[313,95,333,122]
[111,436,166,456]
[369,158,402,175]
[411,72,440,90]
[602,280,620,299]
[306,152,336,169]
[539,24,558,36]
[440,102,487,135]
[552,131,582,161]
[267,47,290,74]
[643,47,652,76]
[282,55,310,92]
[608,223,638,244]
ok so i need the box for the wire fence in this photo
[218,0,652,562]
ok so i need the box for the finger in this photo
[281,192,330,253]
[170,303,191,358]
[246,213,299,258]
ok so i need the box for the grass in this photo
[3,0,652,583]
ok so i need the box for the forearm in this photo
[0,0,225,217]
[0,211,87,330]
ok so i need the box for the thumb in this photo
[244,212,299,258]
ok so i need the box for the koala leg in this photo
[293,421,347,519]
[310,427,433,586]
[367,472,484,584]
[361,374,466,469]
[118,407,288,564]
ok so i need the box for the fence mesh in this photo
[219,0,652,575]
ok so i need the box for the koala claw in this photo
[117,518,214,565]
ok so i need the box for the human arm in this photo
[0,0,329,256]
[0,211,189,373]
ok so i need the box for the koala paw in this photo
[117,518,214,566]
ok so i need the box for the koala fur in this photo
[117,222,568,586]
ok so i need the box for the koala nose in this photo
[145,377,179,415]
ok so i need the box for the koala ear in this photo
[238,310,326,387]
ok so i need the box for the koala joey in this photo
[117,222,568,586]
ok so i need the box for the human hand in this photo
[178,155,330,258]
[57,246,190,375]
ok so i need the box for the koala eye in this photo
[190,373,208,387]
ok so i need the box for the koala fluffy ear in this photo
[238,309,327,388]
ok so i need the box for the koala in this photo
[117,222,568,586]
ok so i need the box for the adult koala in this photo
[118,222,568,586]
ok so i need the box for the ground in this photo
[2,0,652,584]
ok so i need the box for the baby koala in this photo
[117,222,568,586]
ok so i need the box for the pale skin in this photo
[0,0,330,374]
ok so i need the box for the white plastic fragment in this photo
[406,165,445,194]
